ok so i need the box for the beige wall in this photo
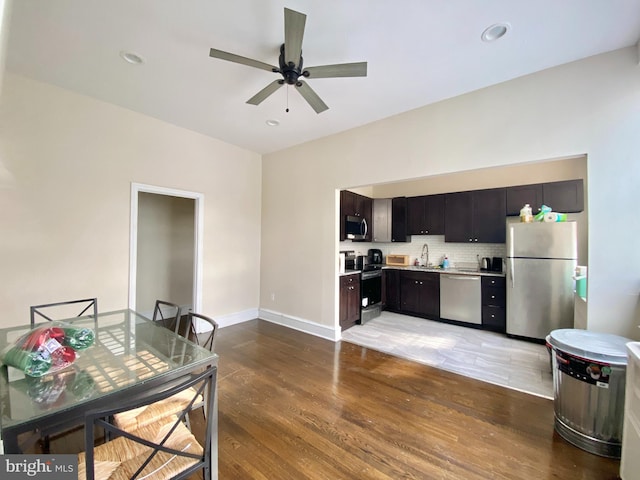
[0,74,262,326]
[136,193,195,317]
[261,47,640,340]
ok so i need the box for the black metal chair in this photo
[113,312,218,433]
[30,298,98,327]
[79,367,216,480]
[152,300,184,335]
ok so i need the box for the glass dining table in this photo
[0,309,218,476]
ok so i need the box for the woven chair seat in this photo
[113,387,203,431]
[78,416,202,480]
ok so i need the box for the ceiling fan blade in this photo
[246,80,284,106]
[284,8,306,66]
[209,48,277,73]
[304,62,368,79]
[296,81,328,114]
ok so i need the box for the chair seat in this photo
[113,387,203,431]
[78,416,203,480]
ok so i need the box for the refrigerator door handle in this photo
[510,259,514,289]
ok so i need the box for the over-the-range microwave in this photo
[345,215,367,240]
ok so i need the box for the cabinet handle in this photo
[419,281,423,285]
[491,280,495,285]
[474,238,478,242]
[469,239,473,242]
[491,295,495,299]
[425,230,429,234]
[491,314,495,318]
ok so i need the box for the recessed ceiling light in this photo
[481,23,510,42]
[266,119,280,127]
[119,51,145,65]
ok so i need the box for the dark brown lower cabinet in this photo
[399,271,440,320]
[340,274,361,330]
[384,269,400,311]
[481,276,506,333]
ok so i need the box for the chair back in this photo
[30,298,98,327]
[80,367,216,480]
[187,312,218,352]
[153,300,183,335]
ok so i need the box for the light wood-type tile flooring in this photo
[341,311,553,399]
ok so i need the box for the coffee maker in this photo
[368,249,383,265]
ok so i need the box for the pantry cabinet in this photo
[407,194,445,235]
[445,188,506,243]
[339,273,361,330]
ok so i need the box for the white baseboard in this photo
[212,308,260,330]
[258,309,339,342]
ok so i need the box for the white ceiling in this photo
[6,0,640,154]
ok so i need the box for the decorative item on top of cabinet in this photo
[444,188,506,243]
[407,194,445,235]
[340,190,372,241]
[339,273,361,330]
[391,197,411,242]
[481,276,506,333]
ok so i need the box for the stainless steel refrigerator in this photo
[506,221,577,341]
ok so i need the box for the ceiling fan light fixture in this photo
[119,51,145,65]
[481,23,510,42]
[266,119,280,127]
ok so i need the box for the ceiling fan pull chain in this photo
[286,85,290,113]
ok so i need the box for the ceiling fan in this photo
[208,8,367,114]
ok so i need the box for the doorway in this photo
[129,183,204,327]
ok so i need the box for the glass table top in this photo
[0,309,218,431]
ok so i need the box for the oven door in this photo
[361,271,382,307]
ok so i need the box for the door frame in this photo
[128,182,204,316]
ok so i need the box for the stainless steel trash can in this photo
[547,329,631,458]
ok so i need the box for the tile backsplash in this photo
[340,235,506,270]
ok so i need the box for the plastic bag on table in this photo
[1,322,95,377]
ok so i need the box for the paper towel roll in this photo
[544,212,558,222]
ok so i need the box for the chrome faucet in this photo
[421,243,429,267]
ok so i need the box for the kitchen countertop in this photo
[340,266,505,277]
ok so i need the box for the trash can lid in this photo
[547,329,632,364]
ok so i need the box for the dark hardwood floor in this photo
[41,318,621,479]
[215,319,620,480]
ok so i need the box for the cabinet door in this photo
[445,191,473,242]
[473,188,506,243]
[385,269,400,311]
[372,198,392,242]
[400,272,422,315]
[407,196,425,235]
[420,272,440,319]
[506,184,543,216]
[391,197,410,242]
[424,194,445,235]
[340,274,360,329]
[543,179,584,213]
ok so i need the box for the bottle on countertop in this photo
[442,255,449,269]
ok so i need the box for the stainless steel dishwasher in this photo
[440,274,482,324]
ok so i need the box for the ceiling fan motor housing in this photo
[278,44,304,86]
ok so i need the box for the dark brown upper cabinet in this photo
[391,197,411,243]
[407,194,445,235]
[445,188,506,243]
[340,190,372,241]
[506,184,543,216]
[506,179,584,216]
[542,179,584,213]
